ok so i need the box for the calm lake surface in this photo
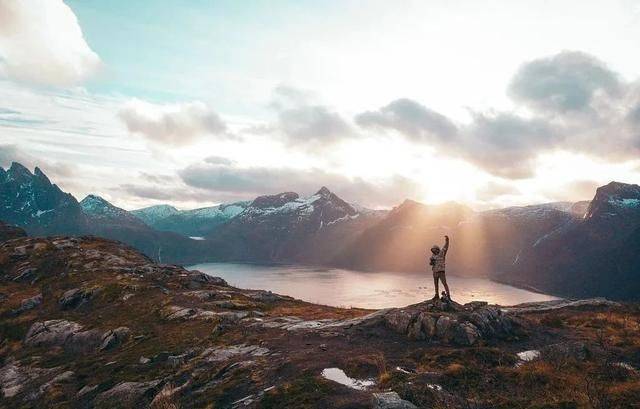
[188,262,558,309]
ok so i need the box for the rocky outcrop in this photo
[24,320,130,353]
[504,298,621,313]
[382,300,516,346]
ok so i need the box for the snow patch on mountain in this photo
[610,198,640,207]
[131,204,180,223]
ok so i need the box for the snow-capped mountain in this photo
[132,201,250,236]
[131,204,180,225]
[0,162,86,235]
[204,187,384,263]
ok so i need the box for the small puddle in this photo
[321,368,375,390]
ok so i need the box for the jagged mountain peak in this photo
[0,162,86,234]
[316,186,332,197]
[32,166,52,184]
[7,161,33,181]
[8,161,31,175]
[80,194,127,216]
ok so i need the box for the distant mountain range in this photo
[132,201,250,237]
[1,161,639,300]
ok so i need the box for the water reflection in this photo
[188,262,558,309]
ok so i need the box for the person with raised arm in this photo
[429,235,451,301]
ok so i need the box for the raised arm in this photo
[442,235,450,256]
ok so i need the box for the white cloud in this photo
[118,99,228,146]
[0,0,102,86]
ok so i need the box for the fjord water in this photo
[189,263,558,309]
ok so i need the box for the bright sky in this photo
[1,0,640,210]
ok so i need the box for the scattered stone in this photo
[0,361,56,399]
[94,379,164,408]
[184,290,222,301]
[139,356,151,365]
[13,267,36,282]
[58,287,94,310]
[540,341,588,362]
[24,320,130,352]
[185,271,227,289]
[200,344,269,363]
[163,305,224,321]
[167,350,196,367]
[24,320,83,347]
[372,392,418,409]
[12,293,43,315]
[247,290,291,303]
[99,327,131,351]
[31,370,75,399]
[76,384,98,398]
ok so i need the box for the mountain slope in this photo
[78,194,207,264]
[81,195,149,229]
[334,200,582,277]
[505,181,640,299]
[334,200,474,272]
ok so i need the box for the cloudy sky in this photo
[1,0,640,210]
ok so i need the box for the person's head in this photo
[431,245,440,255]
